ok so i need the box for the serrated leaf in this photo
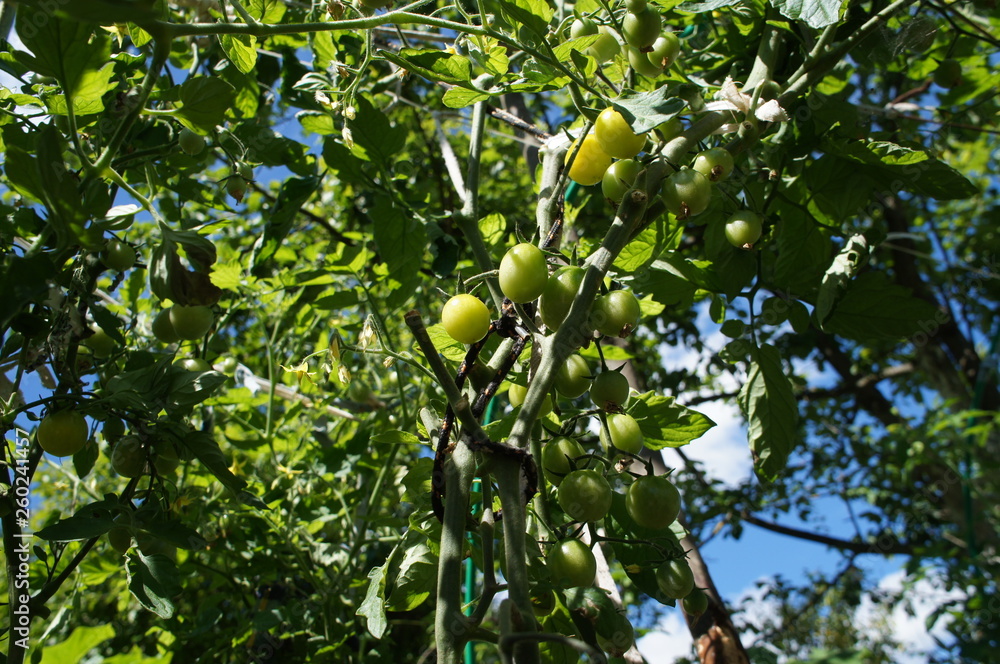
[371,430,422,445]
[496,0,553,40]
[771,0,845,28]
[210,261,247,291]
[173,77,237,131]
[443,87,492,109]
[350,96,405,166]
[815,234,869,326]
[738,344,798,482]
[629,392,715,449]
[822,272,943,343]
[358,564,389,638]
[125,549,180,618]
[378,48,473,85]
[220,34,258,74]
[371,196,425,305]
[386,539,436,611]
[612,90,687,134]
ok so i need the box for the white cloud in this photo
[637,610,694,663]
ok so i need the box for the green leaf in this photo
[612,89,687,134]
[173,77,237,131]
[821,272,943,343]
[371,196,426,305]
[358,564,389,638]
[479,212,507,248]
[0,254,56,332]
[815,234,869,326]
[442,87,492,109]
[615,215,682,273]
[495,0,553,40]
[738,344,798,482]
[39,625,115,664]
[126,549,181,618]
[349,96,405,167]
[371,430,422,446]
[803,156,875,221]
[16,0,156,23]
[629,392,715,449]
[220,34,258,74]
[770,0,845,28]
[378,48,473,86]
[386,539,437,611]
[184,430,265,508]
[771,202,832,296]
[253,175,321,269]
[15,6,112,98]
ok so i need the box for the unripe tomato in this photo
[37,410,89,457]
[554,354,592,398]
[692,147,735,183]
[84,325,117,359]
[507,383,553,416]
[627,46,663,77]
[558,469,613,522]
[626,475,680,529]
[655,117,684,142]
[101,240,136,272]
[648,32,681,69]
[152,309,180,344]
[499,243,549,303]
[625,0,647,11]
[622,7,662,49]
[933,58,962,89]
[586,26,621,63]
[108,525,133,554]
[601,413,644,455]
[176,357,212,372]
[226,175,247,203]
[682,587,709,617]
[591,290,641,338]
[539,266,585,331]
[169,305,215,341]
[541,436,587,486]
[442,294,491,344]
[102,417,125,444]
[661,168,712,219]
[594,108,647,160]
[724,211,763,249]
[178,128,206,155]
[546,539,597,588]
[153,438,180,474]
[602,159,643,204]
[596,612,635,657]
[570,17,598,38]
[655,558,695,599]
[590,371,630,410]
[111,435,147,478]
[566,133,613,186]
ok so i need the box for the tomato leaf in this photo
[220,34,258,74]
[171,77,237,131]
[821,272,943,343]
[738,344,799,482]
[126,549,181,619]
[815,234,869,326]
[770,0,844,28]
[612,89,686,134]
[357,563,389,638]
[628,392,715,449]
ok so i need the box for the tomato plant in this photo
[586,26,621,63]
[499,242,549,303]
[570,17,597,38]
[724,210,763,249]
[107,526,133,555]
[602,158,643,204]
[558,469,613,522]
[111,435,147,478]
[626,475,680,529]
[83,326,116,359]
[546,539,597,588]
[554,353,592,398]
[101,240,136,272]
[656,558,695,599]
[662,168,712,219]
[692,147,735,183]
[36,410,88,458]
[934,58,962,88]
[682,587,709,618]
[177,127,206,155]
[151,309,180,344]
[539,265,585,331]
[622,7,662,49]
[648,31,681,69]
[602,413,644,455]
[507,383,553,415]
[176,357,212,372]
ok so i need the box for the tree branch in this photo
[740,512,913,556]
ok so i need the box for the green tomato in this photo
[499,243,549,303]
[627,45,663,77]
[933,58,962,89]
[594,108,647,160]
[558,469,613,522]
[84,325,116,359]
[153,438,180,475]
[591,290,641,338]
[169,305,215,341]
[590,371,630,410]
[692,147,735,183]
[622,7,662,49]
[539,266,585,331]
[570,17,598,38]
[541,436,587,486]
[554,354,592,398]
[101,240,136,272]
[681,587,709,617]
[601,413,644,455]
[218,356,239,374]
[176,357,212,372]
[661,168,712,219]
[507,383,553,416]
[226,174,247,203]
[655,117,684,143]
[111,435,147,478]
[178,128,206,155]
[648,32,681,69]
[596,612,635,658]
[152,309,180,344]
[655,558,695,599]
[102,417,125,444]
[626,475,680,529]
[546,539,597,588]
[37,410,89,457]
[107,525,133,555]
[602,159,643,204]
[586,26,621,63]
[567,132,613,186]
[442,294,491,344]
[724,210,763,249]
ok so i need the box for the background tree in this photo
[0,0,996,663]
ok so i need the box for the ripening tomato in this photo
[441,294,491,344]
[567,132,613,186]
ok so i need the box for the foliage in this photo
[0,0,997,663]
